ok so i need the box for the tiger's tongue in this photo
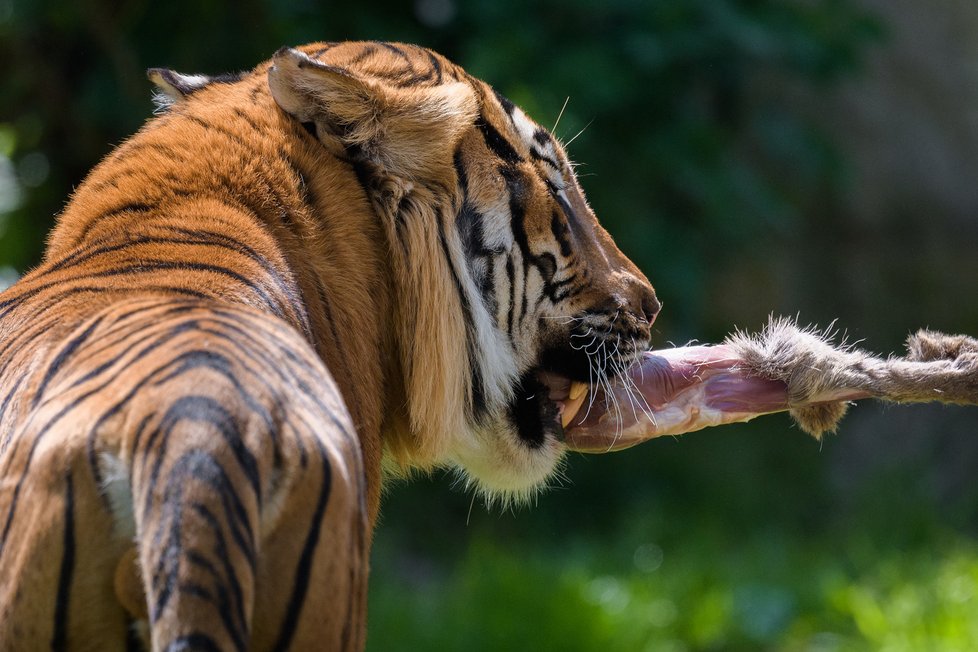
[561,346,791,452]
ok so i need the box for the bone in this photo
[562,318,978,453]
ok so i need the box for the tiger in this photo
[0,41,659,650]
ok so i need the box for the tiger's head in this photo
[156,42,660,504]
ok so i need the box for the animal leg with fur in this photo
[561,318,978,452]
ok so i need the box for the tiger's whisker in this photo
[564,118,595,149]
[552,96,570,134]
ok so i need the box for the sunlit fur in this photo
[0,41,657,649]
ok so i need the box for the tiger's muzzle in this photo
[512,283,660,449]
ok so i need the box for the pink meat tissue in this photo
[561,318,978,453]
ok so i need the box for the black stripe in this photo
[51,472,75,652]
[185,115,257,153]
[348,44,378,67]
[169,229,309,332]
[0,313,61,372]
[377,42,411,67]
[149,450,250,652]
[0,370,125,559]
[492,88,517,116]
[66,201,157,248]
[453,150,499,316]
[270,439,332,652]
[533,128,553,146]
[551,209,574,257]
[436,217,487,417]
[73,306,200,374]
[553,191,580,230]
[69,319,199,396]
[32,315,105,408]
[209,71,245,85]
[107,140,188,165]
[478,256,497,321]
[452,154,494,256]
[505,255,516,338]
[530,148,560,171]
[87,140,191,192]
[150,345,277,435]
[426,51,444,85]
[93,201,155,221]
[310,43,338,59]
[109,301,194,330]
[476,114,522,165]
[0,374,26,431]
[88,259,286,320]
[125,618,143,652]
[188,503,249,651]
[500,166,567,304]
[177,580,214,604]
[185,549,221,586]
[159,396,260,504]
[147,452,185,622]
[161,633,223,652]
[230,107,267,135]
[164,319,323,470]
[501,167,531,328]
[519,258,528,327]
[8,286,210,326]
[0,237,286,322]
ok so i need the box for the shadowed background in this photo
[2,1,977,649]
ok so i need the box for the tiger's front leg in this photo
[4,301,369,651]
[122,388,367,652]
[105,304,370,651]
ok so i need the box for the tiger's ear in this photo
[148,68,244,113]
[147,68,214,104]
[268,47,477,180]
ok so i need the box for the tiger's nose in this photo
[621,277,660,328]
[641,291,661,327]
[610,279,660,344]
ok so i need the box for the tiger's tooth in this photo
[561,391,587,428]
[569,381,587,401]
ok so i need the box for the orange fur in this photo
[0,41,659,649]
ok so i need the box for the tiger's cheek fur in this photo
[432,88,658,503]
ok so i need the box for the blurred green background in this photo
[3,1,977,649]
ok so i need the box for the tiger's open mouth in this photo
[509,368,590,449]
[538,371,590,429]
[509,342,629,449]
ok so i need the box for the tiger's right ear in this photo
[268,47,477,180]
[266,49,371,125]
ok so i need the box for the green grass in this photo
[368,521,978,651]
[365,415,978,651]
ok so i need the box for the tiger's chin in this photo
[449,418,567,508]
[449,368,594,508]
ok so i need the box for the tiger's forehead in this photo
[507,104,540,149]
[521,114,568,189]
[295,41,466,87]
[489,91,568,187]
[491,94,555,154]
